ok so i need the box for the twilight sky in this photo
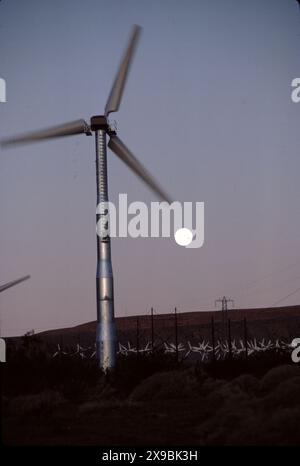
[0,0,300,336]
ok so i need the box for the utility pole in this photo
[136,317,140,358]
[215,296,234,341]
[174,307,178,363]
[243,317,248,360]
[211,316,216,363]
[150,307,154,353]
[227,318,232,359]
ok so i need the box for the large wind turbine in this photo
[1,25,171,371]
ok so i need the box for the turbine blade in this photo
[108,134,172,203]
[1,119,91,147]
[0,275,30,293]
[105,25,141,116]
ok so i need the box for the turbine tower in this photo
[1,26,171,371]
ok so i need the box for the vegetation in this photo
[1,334,300,445]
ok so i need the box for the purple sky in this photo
[1,0,300,336]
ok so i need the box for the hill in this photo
[36,305,300,348]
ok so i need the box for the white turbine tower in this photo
[1,26,171,371]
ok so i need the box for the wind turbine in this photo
[0,275,30,293]
[1,25,171,371]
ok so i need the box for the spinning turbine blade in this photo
[1,119,91,147]
[105,25,141,116]
[0,275,30,293]
[108,134,172,203]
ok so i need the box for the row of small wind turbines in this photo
[50,338,293,361]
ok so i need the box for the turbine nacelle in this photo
[90,115,116,136]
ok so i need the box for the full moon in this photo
[174,228,193,246]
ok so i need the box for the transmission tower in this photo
[215,296,234,341]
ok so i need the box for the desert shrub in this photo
[194,364,209,383]
[196,398,258,445]
[196,370,300,445]
[259,364,300,394]
[259,377,300,409]
[199,377,226,396]
[2,355,101,398]
[230,374,259,396]
[78,400,112,415]
[204,380,249,409]
[58,378,91,402]
[84,378,119,402]
[197,402,300,446]
[129,368,199,401]
[262,407,300,445]
[8,389,66,417]
[77,399,131,415]
[204,350,291,381]
[1,396,10,415]
[110,351,179,396]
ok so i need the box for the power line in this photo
[273,284,300,307]
[234,260,300,299]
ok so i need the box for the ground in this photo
[2,351,300,446]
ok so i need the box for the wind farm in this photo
[1,0,300,451]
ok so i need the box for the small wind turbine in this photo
[1,25,171,371]
[0,275,30,293]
